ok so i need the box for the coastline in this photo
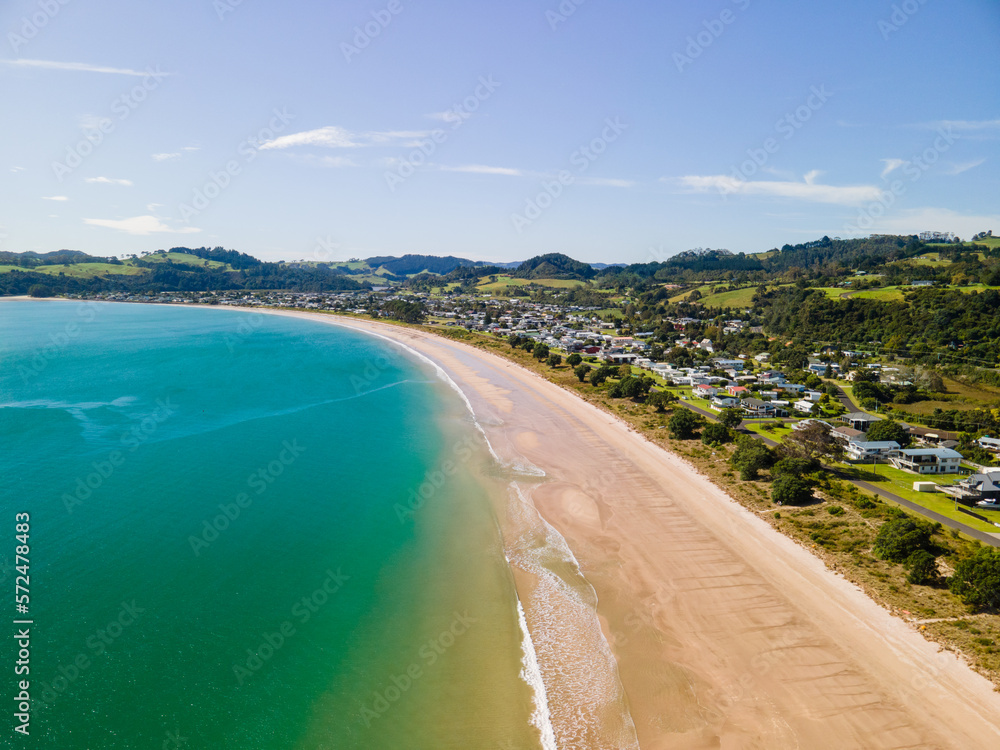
[277,310,1000,749]
[15,299,1000,748]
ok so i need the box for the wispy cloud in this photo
[85,177,133,186]
[578,176,634,188]
[946,158,986,175]
[10,166,24,173]
[0,59,161,77]
[880,158,906,178]
[42,195,69,201]
[260,126,433,150]
[440,164,523,176]
[678,173,882,205]
[152,152,181,162]
[84,216,201,235]
[919,119,1000,131]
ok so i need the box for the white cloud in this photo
[946,158,986,175]
[803,169,823,184]
[880,158,905,178]
[181,146,200,152]
[0,59,161,77]
[42,195,68,201]
[83,216,201,236]
[10,166,24,173]
[861,207,1000,239]
[260,126,433,150]
[146,203,163,211]
[440,164,523,176]
[922,119,1000,132]
[85,177,133,186]
[152,152,181,162]
[678,174,882,205]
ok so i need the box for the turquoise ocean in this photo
[0,300,548,749]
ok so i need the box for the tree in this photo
[948,546,1000,610]
[719,408,743,429]
[771,474,813,505]
[669,408,701,440]
[28,284,52,298]
[905,550,939,586]
[771,457,820,477]
[546,353,562,367]
[824,364,834,379]
[865,419,910,447]
[873,518,931,563]
[590,369,608,387]
[566,353,583,367]
[522,340,535,354]
[647,391,674,413]
[533,343,550,360]
[618,363,633,379]
[574,363,592,382]
[730,436,775,480]
[702,422,731,446]
[783,422,843,461]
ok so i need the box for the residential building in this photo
[888,448,963,474]
[941,471,1000,504]
[846,441,901,462]
[840,412,882,432]
[793,399,816,414]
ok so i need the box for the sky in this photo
[0,0,998,264]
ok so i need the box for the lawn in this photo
[697,286,759,308]
[839,463,1000,532]
[743,421,795,442]
[476,275,587,291]
[28,262,147,278]
[140,252,231,269]
[850,286,906,302]
[813,286,851,299]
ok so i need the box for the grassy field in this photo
[814,286,852,299]
[26,262,147,278]
[849,286,907,302]
[839,463,1000,532]
[141,252,231,270]
[743,420,796,441]
[475,275,588,291]
[697,286,759,308]
[906,253,953,267]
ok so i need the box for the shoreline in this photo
[14,299,1000,748]
[280,310,1000,749]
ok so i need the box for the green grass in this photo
[743,421,796,441]
[141,252,231,270]
[839,463,1000,532]
[813,286,852,299]
[475,275,587,291]
[850,286,907,302]
[697,286,759,308]
[26,262,147,278]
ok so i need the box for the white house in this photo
[846,441,901,462]
[793,399,816,414]
[888,448,963,474]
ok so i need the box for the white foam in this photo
[516,599,559,750]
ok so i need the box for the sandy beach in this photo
[198,308,1000,747]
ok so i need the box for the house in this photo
[775,383,806,395]
[713,358,744,371]
[846,441,901,462]
[793,399,816,414]
[726,385,750,397]
[831,425,865,443]
[742,398,787,418]
[712,396,740,409]
[805,390,823,402]
[840,412,882,432]
[888,447,963,474]
[978,437,1000,453]
[754,352,771,362]
[941,470,1000,504]
[910,280,934,287]
[694,384,718,398]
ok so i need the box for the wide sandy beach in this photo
[227,309,1000,747]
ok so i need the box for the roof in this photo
[849,441,901,449]
[842,412,882,422]
[896,448,963,459]
[833,426,865,438]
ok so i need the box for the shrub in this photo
[546,353,562,367]
[573,364,591,383]
[669,408,701,440]
[905,550,939,586]
[566,353,583,367]
[730,436,775,480]
[948,546,1000,609]
[828,505,844,516]
[701,422,731,446]
[873,518,931,563]
[771,474,814,506]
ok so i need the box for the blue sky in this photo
[1,0,997,264]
